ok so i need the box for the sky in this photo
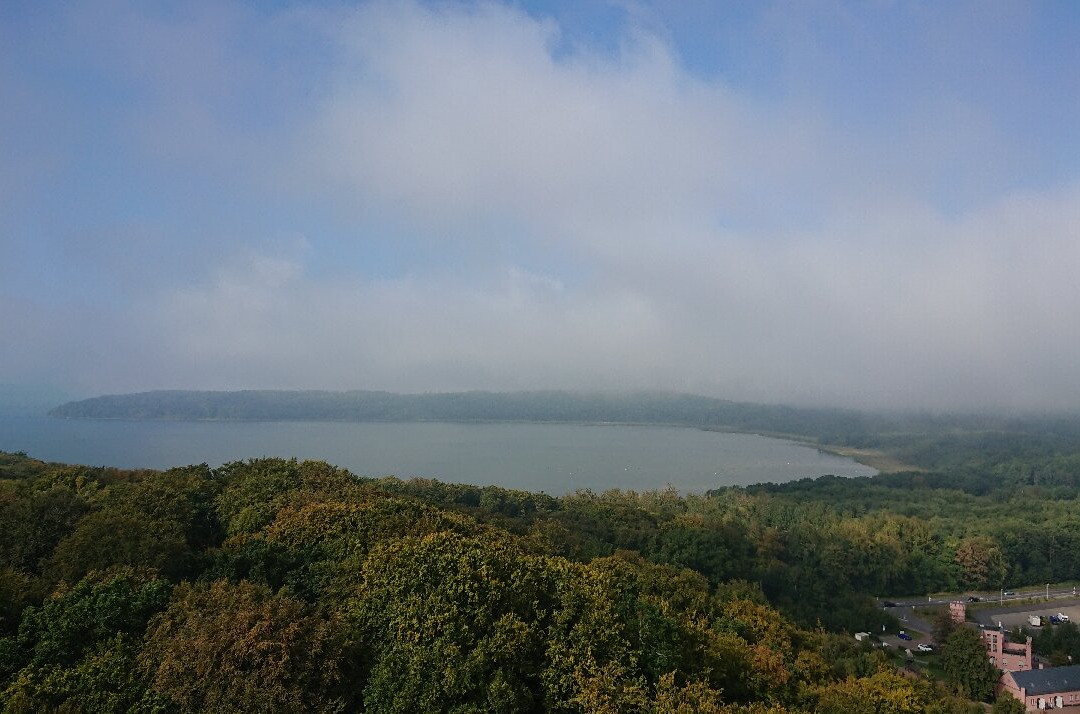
[2,0,1080,412]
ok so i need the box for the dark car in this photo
[882,600,898,608]
[968,596,981,602]
[898,632,912,641]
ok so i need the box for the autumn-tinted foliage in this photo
[0,450,1039,712]
[140,579,346,713]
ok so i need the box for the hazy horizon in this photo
[15,384,1080,422]
[3,2,1080,412]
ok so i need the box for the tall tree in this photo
[954,536,1007,590]
[933,607,960,645]
[943,626,998,701]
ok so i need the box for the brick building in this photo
[983,627,1034,672]
[999,665,1080,712]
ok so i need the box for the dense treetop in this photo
[2,444,1077,711]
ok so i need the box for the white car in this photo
[1058,613,1071,623]
[916,644,934,653]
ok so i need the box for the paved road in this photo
[884,586,1080,610]
[884,606,934,641]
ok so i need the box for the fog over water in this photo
[2,2,1080,411]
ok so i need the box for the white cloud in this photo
[128,177,1080,410]
[3,1,1080,411]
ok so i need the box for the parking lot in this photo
[973,602,1080,630]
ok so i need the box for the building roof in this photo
[1010,665,1080,695]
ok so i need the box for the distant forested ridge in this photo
[49,389,882,435]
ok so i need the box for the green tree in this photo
[0,568,43,637]
[45,511,191,584]
[10,570,170,671]
[0,488,89,574]
[954,536,1008,590]
[352,531,558,712]
[992,691,1026,714]
[1,633,167,713]
[811,670,932,713]
[113,464,223,551]
[933,607,960,645]
[0,570,170,712]
[943,626,998,701]
[213,458,363,537]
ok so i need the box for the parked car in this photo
[1058,613,1071,623]
[898,631,912,641]
[967,596,981,602]
[882,600,898,608]
[917,644,934,653]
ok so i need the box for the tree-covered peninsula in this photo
[49,389,888,435]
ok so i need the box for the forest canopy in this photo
[2,445,1077,711]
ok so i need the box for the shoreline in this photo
[811,444,923,474]
[43,414,904,474]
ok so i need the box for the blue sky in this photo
[2,0,1080,410]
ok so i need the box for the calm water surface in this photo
[0,417,875,494]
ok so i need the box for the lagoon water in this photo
[0,416,876,494]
